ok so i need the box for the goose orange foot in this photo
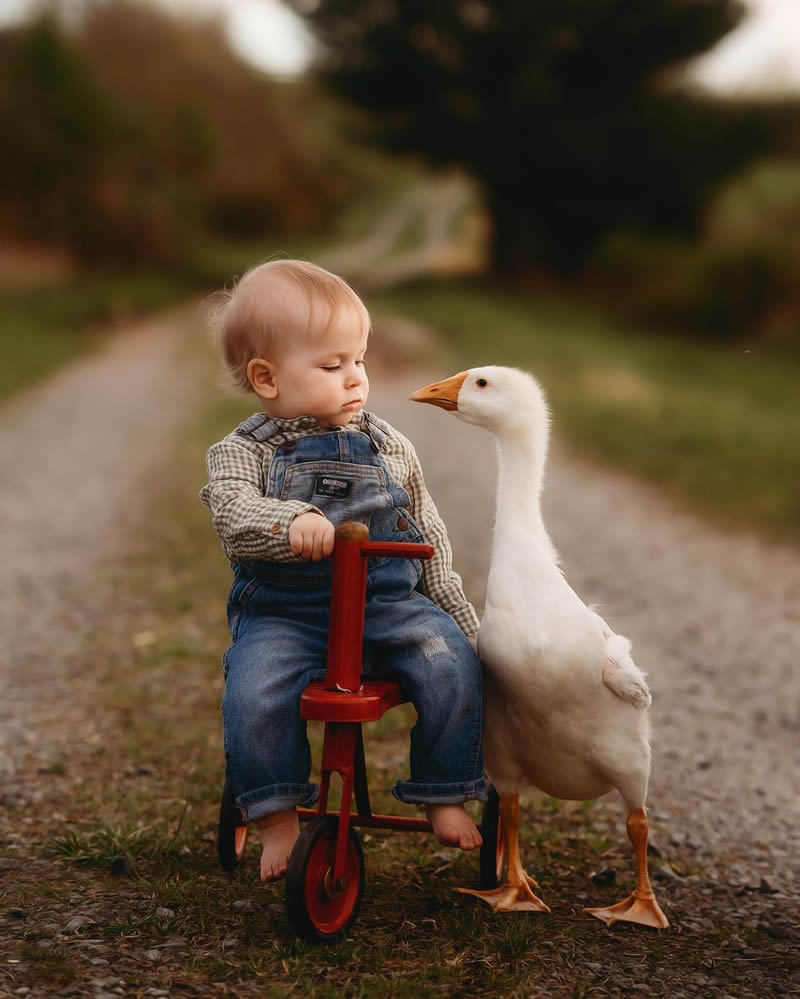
[585,891,669,929]
[457,874,550,913]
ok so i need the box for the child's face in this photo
[256,309,370,426]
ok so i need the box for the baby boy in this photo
[201,259,485,881]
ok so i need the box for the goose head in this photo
[409,365,549,439]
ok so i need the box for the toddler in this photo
[201,259,485,882]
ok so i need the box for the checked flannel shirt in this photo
[200,410,480,638]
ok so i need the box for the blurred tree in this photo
[0,18,113,255]
[297,0,772,274]
[0,1,368,266]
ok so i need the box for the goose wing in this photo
[591,613,651,709]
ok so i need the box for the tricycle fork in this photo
[316,721,369,885]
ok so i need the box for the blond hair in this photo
[208,259,370,393]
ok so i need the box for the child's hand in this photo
[289,512,335,561]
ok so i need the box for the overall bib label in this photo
[314,475,353,499]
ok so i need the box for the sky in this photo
[158,0,316,77]
[1,0,799,93]
[691,0,800,94]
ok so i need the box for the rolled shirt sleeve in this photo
[200,438,321,562]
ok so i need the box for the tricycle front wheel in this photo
[286,815,364,943]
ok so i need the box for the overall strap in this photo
[234,413,317,447]
[234,413,279,442]
[235,411,389,452]
[362,412,389,453]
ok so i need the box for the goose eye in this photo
[476,378,488,388]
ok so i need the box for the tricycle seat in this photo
[300,680,408,723]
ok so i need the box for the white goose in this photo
[410,366,668,929]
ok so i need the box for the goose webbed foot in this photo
[585,890,669,929]
[457,873,550,913]
[585,807,669,929]
[459,791,550,912]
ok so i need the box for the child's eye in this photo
[322,365,341,372]
[357,359,366,366]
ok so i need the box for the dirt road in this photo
[0,306,204,778]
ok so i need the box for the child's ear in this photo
[247,358,278,400]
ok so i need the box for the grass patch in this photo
[17,943,80,990]
[0,272,188,401]
[45,809,189,869]
[374,279,800,545]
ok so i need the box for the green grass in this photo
[373,279,800,545]
[0,272,184,400]
[712,160,800,241]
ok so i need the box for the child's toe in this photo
[464,827,481,849]
[440,825,461,846]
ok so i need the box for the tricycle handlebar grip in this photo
[335,522,369,542]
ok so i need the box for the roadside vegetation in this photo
[0,272,190,400]
[588,160,800,339]
[0,165,421,402]
[375,280,800,546]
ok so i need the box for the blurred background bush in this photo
[0,0,374,269]
[1,0,798,339]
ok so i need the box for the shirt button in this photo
[282,441,297,452]
[396,517,409,531]
[271,524,281,534]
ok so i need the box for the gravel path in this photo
[370,367,800,900]
[0,305,203,778]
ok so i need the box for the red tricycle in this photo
[217,521,503,942]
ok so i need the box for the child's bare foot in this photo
[425,804,482,850]
[254,809,299,881]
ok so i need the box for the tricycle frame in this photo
[218,521,500,941]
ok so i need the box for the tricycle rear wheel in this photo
[218,779,248,871]
[479,785,504,889]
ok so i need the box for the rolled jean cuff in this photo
[391,776,488,805]
[236,782,318,823]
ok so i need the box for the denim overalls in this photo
[221,415,485,822]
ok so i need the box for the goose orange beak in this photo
[409,371,467,411]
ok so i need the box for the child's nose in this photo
[346,365,364,387]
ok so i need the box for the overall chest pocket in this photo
[280,460,393,527]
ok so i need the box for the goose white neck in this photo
[491,419,558,568]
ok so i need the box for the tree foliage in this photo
[298,0,774,274]
[0,1,360,265]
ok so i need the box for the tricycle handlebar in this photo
[333,522,433,561]
[359,541,433,560]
